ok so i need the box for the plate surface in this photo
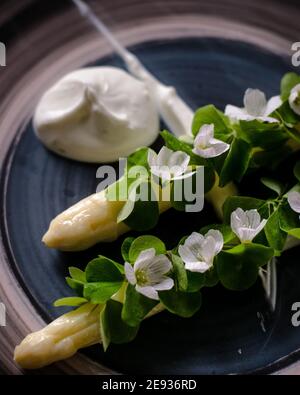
[2,36,300,374]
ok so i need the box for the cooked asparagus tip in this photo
[14,298,164,369]
[14,303,102,369]
[42,190,171,251]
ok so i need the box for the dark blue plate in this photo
[2,38,300,374]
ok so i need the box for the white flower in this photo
[192,124,230,158]
[178,230,223,273]
[124,248,174,300]
[289,83,300,116]
[225,89,281,123]
[231,208,267,243]
[148,146,190,182]
[287,191,300,217]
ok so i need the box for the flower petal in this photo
[225,105,252,121]
[185,260,211,273]
[183,232,204,256]
[178,244,199,265]
[194,124,214,147]
[245,209,261,229]
[257,116,279,123]
[193,142,229,158]
[265,95,282,116]
[157,146,173,166]
[168,150,190,168]
[125,262,136,285]
[230,208,245,239]
[200,235,216,263]
[231,207,266,242]
[237,227,257,243]
[253,218,267,238]
[135,284,159,300]
[147,148,157,168]
[288,191,300,213]
[145,255,172,284]
[134,248,156,271]
[205,229,224,254]
[243,88,267,117]
[153,277,174,291]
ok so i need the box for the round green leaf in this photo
[83,282,123,304]
[68,267,86,282]
[129,235,166,262]
[100,300,139,351]
[122,181,160,231]
[260,177,283,196]
[204,267,219,287]
[85,256,124,283]
[186,271,206,292]
[158,288,202,318]
[122,284,158,327]
[121,237,135,262]
[216,243,273,291]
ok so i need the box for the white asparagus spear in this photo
[14,297,164,369]
[42,190,172,251]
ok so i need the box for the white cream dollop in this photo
[33,67,159,163]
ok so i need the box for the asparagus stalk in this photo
[14,294,164,369]
[42,189,172,251]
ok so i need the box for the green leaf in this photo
[278,201,300,238]
[239,120,286,149]
[260,177,284,196]
[100,300,139,351]
[293,162,300,182]
[171,254,188,291]
[53,297,88,307]
[85,256,124,283]
[219,138,251,187]
[186,271,206,292]
[84,282,123,304]
[122,284,158,327]
[160,130,206,166]
[216,243,274,291]
[199,224,236,244]
[122,181,160,231]
[276,101,300,127]
[159,288,202,317]
[121,237,135,262]
[264,209,287,252]
[69,267,86,282]
[129,235,166,262]
[192,105,231,141]
[204,267,219,287]
[280,72,300,101]
[250,144,293,171]
[117,178,147,223]
[171,167,207,211]
[222,196,267,223]
[127,147,150,168]
[66,277,84,296]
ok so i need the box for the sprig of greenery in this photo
[54,72,300,351]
